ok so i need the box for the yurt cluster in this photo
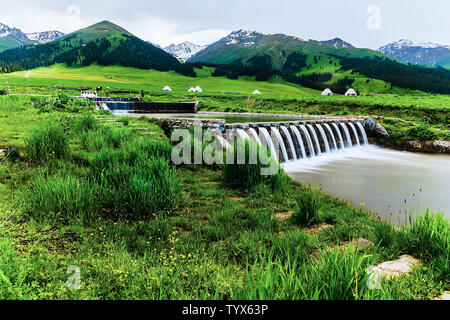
[162,86,262,95]
[321,88,358,96]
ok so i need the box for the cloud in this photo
[115,13,229,47]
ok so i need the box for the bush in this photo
[26,123,71,164]
[32,94,95,113]
[407,124,437,141]
[291,187,323,226]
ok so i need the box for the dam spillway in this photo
[220,120,370,163]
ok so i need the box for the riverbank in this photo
[0,95,448,300]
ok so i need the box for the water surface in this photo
[283,146,449,225]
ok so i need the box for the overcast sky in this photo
[0,0,449,48]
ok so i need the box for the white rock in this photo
[370,255,421,278]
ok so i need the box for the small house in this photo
[321,88,333,96]
[253,90,261,95]
[194,86,203,93]
[188,87,196,92]
[163,86,172,92]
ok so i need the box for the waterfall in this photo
[236,129,250,140]
[280,126,297,160]
[348,123,360,146]
[323,123,338,151]
[299,125,315,158]
[340,122,353,148]
[258,127,278,160]
[332,123,345,149]
[356,122,369,145]
[307,124,322,156]
[290,125,307,159]
[247,128,263,146]
[316,124,330,154]
[271,127,289,162]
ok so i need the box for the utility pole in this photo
[6,82,10,95]
[247,96,251,109]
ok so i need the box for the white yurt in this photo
[345,88,357,96]
[194,86,203,93]
[188,87,196,92]
[163,86,172,92]
[253,90,261,95]
[321,88,333,96]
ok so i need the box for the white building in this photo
[188,87,196,92]
[163,86,172,92]
[321,88,333,96]
[194,86,203,93]
[253,90,261,95]
[345,88,357,96]
[81,91,97,98]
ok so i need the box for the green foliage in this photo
[32,94,95,113]
[407,123,438,140]
[292,187,323,226]
[25,123,71,164]
[223,139,288,191]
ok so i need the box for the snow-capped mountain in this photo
[221,30,265,47]
[378,39,450,67]
[0,23,30,43]
[321,37,354,49]
[26,31,65,44]
[163,42,206,62]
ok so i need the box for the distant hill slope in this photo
[26,31,65,44]
[0,21,194,77]
[188,30,450,94]
[378,39,450,68]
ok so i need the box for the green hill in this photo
[0,21,194,76]
[189,31,450,94]
[0,35,32,52]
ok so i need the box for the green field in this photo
[0,95,448,300]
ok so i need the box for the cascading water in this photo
[316,124,331,154]
[356,122,368,145]
[238,121,369,163]
[271,127,289,162]
[280,126,297,160]
[348,123,360,146]
[340,122,353,148]
[307,124,322,156]
[247,128,263,146]
[258,127,278,160]
[323,123,338,151]
[290,125,307,159]
[236,129,250,140]
[299,125,315,158]
[332,122,345,149]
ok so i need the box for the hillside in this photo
[188,30,450,94]
[0,21,194,77]
[0,23,32,51]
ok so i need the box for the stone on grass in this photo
[371,255,421,278]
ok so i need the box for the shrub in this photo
[407,124,437,141]
[26,123,71,164]
[32,94,95,113]
[291,187,323,226]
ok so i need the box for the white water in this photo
[323,123,338,151]
[332,122,345,149]
[299,125,315,158]
[316,124,331,154]
[290,125,307,159]
[340,123,353,148]
[307,124,322,156]
[259,127,278,161]
[280,126,297,161]
[283,146,450,225]
[348,122,360,147]
[271,127,289,162]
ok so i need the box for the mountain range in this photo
[378,39,450,68]
[0,20,449,94]
[0,23,65,51]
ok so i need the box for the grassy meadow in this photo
[0,95,448,300]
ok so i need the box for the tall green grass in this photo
[25,123,70,164]
[223,139,288,191]
[291,186,323,226]
[232,245,377,300]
